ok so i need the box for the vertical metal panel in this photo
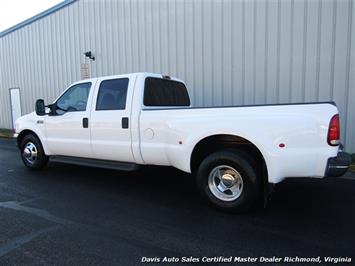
[167,0,177,75]
[232,0,243,105]
[254,0,267,104]
[151,0,161,73]
[291,0,305,102]
[244,0,255,105]
[346,0,354,153]
[192,0,203,106]
[318,1,334,101]
[304,0,319,102]
[0,38,4,127]
[222,0,232,106]
[279,0,292,103]
[266,0,279,103]
[0,0,354,152]
[184,0,194,103]
[176,0,185,80]
[333,0,351,142]
[202,0,213,106]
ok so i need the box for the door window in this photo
[96,78,129,110]
[56,82,91,114]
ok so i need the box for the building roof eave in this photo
[0,0,77,38]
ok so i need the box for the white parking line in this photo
[0,226,59,257]
[0,201,74,226]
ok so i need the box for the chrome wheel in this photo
[23,142,38,165]
[208,165,244,201]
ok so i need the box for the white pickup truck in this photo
[15,72,351,212]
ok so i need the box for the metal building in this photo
[0,0,354,152]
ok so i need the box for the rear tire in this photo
[196,150,260,212]
[20,134,48,170]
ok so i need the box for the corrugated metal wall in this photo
[0,0,354,152]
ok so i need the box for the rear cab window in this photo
[143,77,190,107]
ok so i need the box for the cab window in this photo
[56,82,91,114]
[96,78,129,110]
[143,77,190,107]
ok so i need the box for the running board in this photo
[49,156,139,172]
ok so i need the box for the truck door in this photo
[45,82,94,158]
[90,77,134,162]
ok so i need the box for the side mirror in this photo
[35,99,46,116]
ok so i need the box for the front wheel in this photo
[196,150,261,212]
[20,134,48,170]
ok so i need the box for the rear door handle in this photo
[122,117,129,129]
[83,117,89,128]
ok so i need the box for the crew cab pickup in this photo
[15,72,351,212]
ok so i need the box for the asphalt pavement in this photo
[0,138,354,265]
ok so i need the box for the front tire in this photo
[20,134,48,170]
[196,150,260,212]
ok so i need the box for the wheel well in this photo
[17,130,40,148]
[190,134,267,176]
[190,134,269,204]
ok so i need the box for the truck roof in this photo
[77,72,184,84]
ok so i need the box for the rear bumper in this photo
[325,151,352,177]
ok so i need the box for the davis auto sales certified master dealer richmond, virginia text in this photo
[141,256,352,263]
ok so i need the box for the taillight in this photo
[327,114,340,146]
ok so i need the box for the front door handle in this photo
[83,117,89,128]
